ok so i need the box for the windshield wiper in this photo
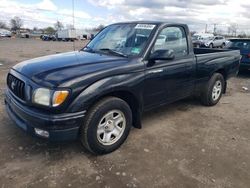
[98,48,128,57]
[81,46,96,53]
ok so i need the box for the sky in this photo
[0,0,250,33]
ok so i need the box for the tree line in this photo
[0,16,105,34]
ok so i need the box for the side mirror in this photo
[149,49,175,61]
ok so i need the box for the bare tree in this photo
[216,29,223,35]
[227,26,231,36]
[238,32,247,38]
[33,27,38,31]
[87,24,105,33]
[10,16,23,32]
[54,21,64,31]
[0,20,8,29]
[95,24,105,31]
[228,24,238,37]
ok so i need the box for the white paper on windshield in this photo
[135,24,156,30]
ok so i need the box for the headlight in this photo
[33,88,69,107]
[33,88,51,106]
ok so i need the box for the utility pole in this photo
[213,24,217,35]
[235,24,238,37]
[205,24,208,33]
[72,0,75,51]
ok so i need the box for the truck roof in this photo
[111,21,187,27]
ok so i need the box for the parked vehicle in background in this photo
[57,29,93,41]
[192,33,214,48]
[41,34,57,41]
[203,36,226,48]
[5,21,240,154]
[20,33,30,38]
[0,29,12,37]
[57,29,76,41]
[226,38,250,71]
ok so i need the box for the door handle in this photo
[148,69,163,74]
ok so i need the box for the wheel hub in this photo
[212,80,222,101]
[105,120,115,132]
[97,110,126,146]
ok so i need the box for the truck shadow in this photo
[141,97,201,124]
[237,70,250,78]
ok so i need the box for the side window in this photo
[152,27,188,58]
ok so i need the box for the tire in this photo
[200,73,225,106]
[221,43,225,48]
[209,43,213,48]
[80,97,132,155]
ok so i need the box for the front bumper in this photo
[4,90,86,141]
[193,42,205,48]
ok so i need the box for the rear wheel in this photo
[80,97,132,155]
[200,73,225,106]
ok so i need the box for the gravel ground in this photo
[0,38,250,188]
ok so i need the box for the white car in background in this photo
[204,36,226,48]
[155,35,167,45]
[0,29,11,37]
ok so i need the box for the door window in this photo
[152,27,188,58]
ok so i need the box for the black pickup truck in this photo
[5,21,240,154]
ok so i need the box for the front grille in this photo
[7,74,25,100]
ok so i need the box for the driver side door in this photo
[143,26,195,110]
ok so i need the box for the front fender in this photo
[67,73,144,113]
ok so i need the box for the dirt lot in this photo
[0,38,250,188]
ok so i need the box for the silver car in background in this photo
[204,36,226,48]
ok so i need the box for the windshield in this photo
[227,40,250,50]
[192,35,200,40]
[84,23,156,57]
[204,36,214,40]
[192,36,212,41]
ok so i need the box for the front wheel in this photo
[80,97,132,155]
[209,43,213,48]
[200,73,225,106]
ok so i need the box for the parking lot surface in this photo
[0,38,250,188]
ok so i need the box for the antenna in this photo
[72,0,76,51]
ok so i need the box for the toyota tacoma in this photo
[5,21,241,154]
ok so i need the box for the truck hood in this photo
[13,51,128,87]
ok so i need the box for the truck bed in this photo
[194,48,241,84]
[193,48,237,55]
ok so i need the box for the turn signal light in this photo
[52,91,69,107]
